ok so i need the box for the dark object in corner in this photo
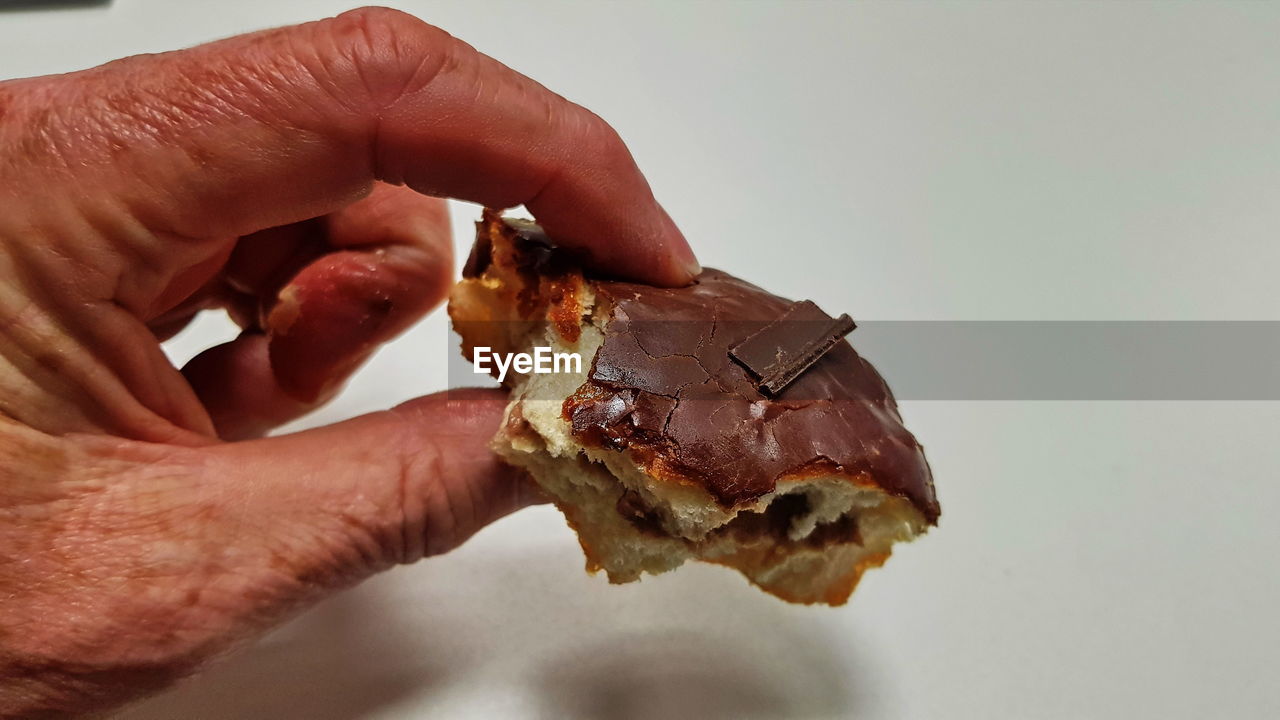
[0,0,110,11]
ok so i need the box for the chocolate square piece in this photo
[729,300,856,396]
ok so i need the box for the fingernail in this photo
[681,253,702,279]
[661,208,701,282]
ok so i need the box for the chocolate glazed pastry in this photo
[449,211,938,605]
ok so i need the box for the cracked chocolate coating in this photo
[566,270,940,522]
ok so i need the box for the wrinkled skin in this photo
[0,7,697,717]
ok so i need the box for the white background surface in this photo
[2,1,1278,718]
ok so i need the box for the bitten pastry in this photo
[448,212,939,605]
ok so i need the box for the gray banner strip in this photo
[853,321,1280,400]
[448,322,1280,401]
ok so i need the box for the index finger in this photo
[6,6,699,286]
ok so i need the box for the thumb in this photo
[0,389,533,711]
[204,388,535,580]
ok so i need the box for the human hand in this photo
[0,7,697,717]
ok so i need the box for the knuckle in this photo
[401,439,449,557]
[335,5,431,34]
[385,403,471,560]
[382,419,444,561]
[321,6,455,108]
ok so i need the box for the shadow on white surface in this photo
[112,534,868,720]
[533,629,851,720]
[112,592,451,720]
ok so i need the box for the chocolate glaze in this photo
[565,270,940,522]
